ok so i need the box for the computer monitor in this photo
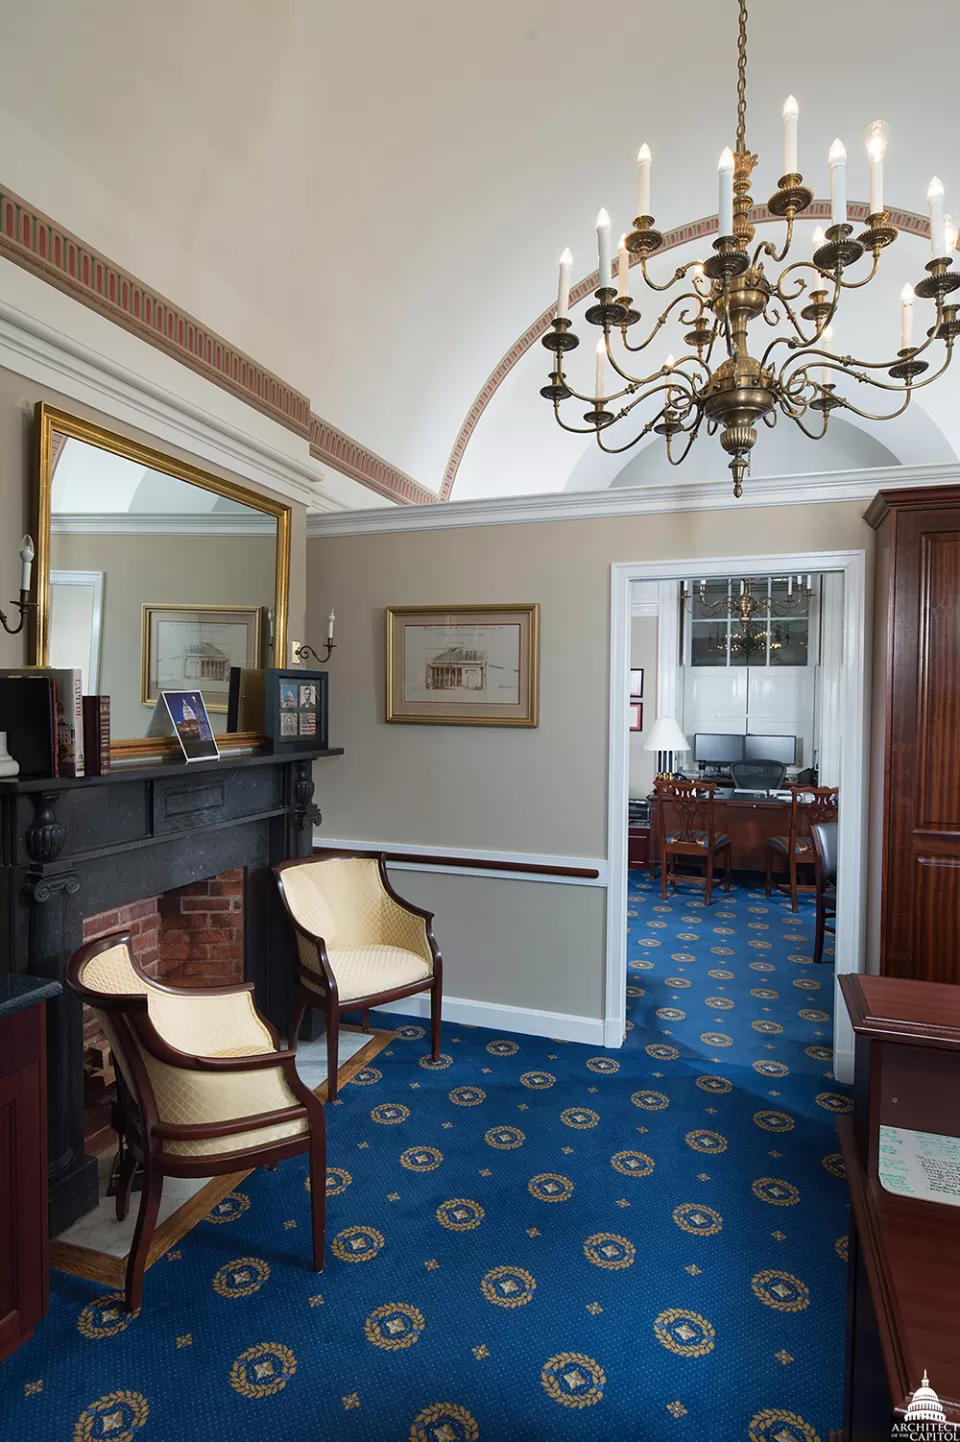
[694,733,745,765]
[744,733,797,766]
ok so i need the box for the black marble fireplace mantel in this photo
[0,746,342,1235]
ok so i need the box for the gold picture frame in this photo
[141,604,263,714]
[386,604,540,726]
[33,402,291,759]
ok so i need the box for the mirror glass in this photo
[45,426,281,738]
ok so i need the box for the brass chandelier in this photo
[683,574,813,631]
[540,0,959,496]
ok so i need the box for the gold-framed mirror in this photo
[33,403,291,758]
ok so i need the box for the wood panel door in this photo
[870,489,960,982]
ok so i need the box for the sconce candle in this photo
[327,609,336,641]
[19,535,34,594]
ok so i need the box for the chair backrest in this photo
[275,854,392,946]
[67,933,152,1106]
[654,778,717,846]
[785,784,839,845]
[810,820,839,883]
[730,759,786,792]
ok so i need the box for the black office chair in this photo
[809,820,837,965]
[729,759,787,793]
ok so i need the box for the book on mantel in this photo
[82,695,111,775]
[0,666,85,776]
[0,674,58,779]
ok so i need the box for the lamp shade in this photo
[643,716,691,753]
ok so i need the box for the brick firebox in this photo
[81,868,245,1056]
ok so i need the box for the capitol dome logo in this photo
[891,1372,958,1439]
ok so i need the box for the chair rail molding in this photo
[607,549,869,1083]
[306,461,960,538]
[311,834,607,887]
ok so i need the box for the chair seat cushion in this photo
[308,945,431,1003]
[769,835,813,855]
[667,830,730,849]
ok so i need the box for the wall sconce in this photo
[293,610,337,665]
[0,536,36,636]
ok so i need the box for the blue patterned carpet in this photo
[0,873,851,1442]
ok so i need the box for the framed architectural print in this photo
[630,668,644,699]
[386,604,540,726]
[629,702,644,732]
[142,604,263,714]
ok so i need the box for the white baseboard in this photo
[372,992,605,1047]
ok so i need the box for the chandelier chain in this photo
[736,0,748,153]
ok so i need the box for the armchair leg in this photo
[789,855,799,912]
[764,846,773,897]
[430,978,442,1062]
[125,1163,162,1312]
[360,1007,370,1033]
[325,1008,340,1102]
[724,847,731,893]
[705,852,713,907]
[307,1116,326,1273]
[813,901,826,966]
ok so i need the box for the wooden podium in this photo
[838,975,960,1440]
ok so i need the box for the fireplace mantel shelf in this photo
[0,746,344,794]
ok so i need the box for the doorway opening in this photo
[606,549,868,1083]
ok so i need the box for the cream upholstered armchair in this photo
[67,932,326,1312]
[275,851,443,1098]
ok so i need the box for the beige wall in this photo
[629,615,658,799]
[51,532,277,736]
[306,501,875,1023]
[0,365,307,676]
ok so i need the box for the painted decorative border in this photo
[308,414,438,505]
[440,200,930,500]
[0,181,432,506]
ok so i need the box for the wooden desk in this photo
[648,794,794,874]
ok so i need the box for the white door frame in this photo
[605,549,869,1085]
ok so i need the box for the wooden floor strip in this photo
[50,1029,393,1288]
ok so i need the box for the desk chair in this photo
[67,933,326,1311]
[730,759,787,793]
[654,779,732,905]
[809,821,838,965]
[765,785,839,912]
[275,852,443,1099]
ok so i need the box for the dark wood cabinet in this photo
[0,990,53,1362]
[867,486,960,982]
[627,822,650,868]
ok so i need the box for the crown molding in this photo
[0,293,355,513]
[306,461,960,538]
[52,511,278,537]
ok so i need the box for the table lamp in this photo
[643,716,691,777]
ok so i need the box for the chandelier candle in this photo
[718,148,735,235]
[866,120,888,215]
[557,248,572,319]
[828,139,847,227]
[928,178,945,259]
[618,235,630,299]
[901,286,915,350]
[782,96,799,176]
[538,0,960,497]
[596,209,612,288]
[637,144,652,218]
[595,338,606,403]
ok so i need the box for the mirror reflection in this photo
[46,429,280,737]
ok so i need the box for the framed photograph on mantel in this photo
[263,668,329,752]
[386,604,540,726]
[142,604,262,715]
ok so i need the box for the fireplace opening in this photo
[81,868,245,1157]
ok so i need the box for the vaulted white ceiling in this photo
[3,0,958,503]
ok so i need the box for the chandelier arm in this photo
[549,358,636,408]
[616,290,706,355]
[781,403,831,441]
[550,402,613,437]
[638,257,708,294]
[838,252,882,290]
[665,421,703,467]
[771,261,833,304]
[594,413,667,455]
[755,216,795,267]
[760,285,842,369]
